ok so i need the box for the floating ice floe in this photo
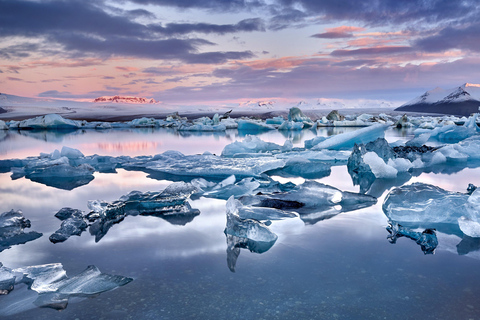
[239,180,377,225]
[383,183,480,238]
[0,210,42,252]
[0,263,132,315]
[288,107,314,128]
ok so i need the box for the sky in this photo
[1,0,480,105]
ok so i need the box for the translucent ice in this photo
[239,181,377,224]
[226,234,276,272]
[0,210,42,252]
[143,150,285,178]
[202,176,261,200]
[221,135,287,157]
[382,183,480,237]
[237,119,275,131]
[87,182,200,241]
[310,124,389,150]
[225,196,278,243]
[14,263,67,293]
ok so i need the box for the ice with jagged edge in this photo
[0,210,42,252]
[409,113,480,144]
[225,196,278,243]
[224,196,279,272]
[0,263,132,315]
[192,175,261,200]
[239,180,377,225]
[87,182,200,242]
[383,183,480,237]
[306,123,390,150]
[49,208,88,243]
[386,222,438,254]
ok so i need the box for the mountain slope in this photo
[395,83,480,116]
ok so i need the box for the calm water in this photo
[1,127,480,320]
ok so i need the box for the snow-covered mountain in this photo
[94,96,157,104]
[395,83,480,116]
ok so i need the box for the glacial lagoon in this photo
[1,122,480,319]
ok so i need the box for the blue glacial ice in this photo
[383,183,480,237]
[237,119,276,131]
[196,175,261,200]
[0,210,42,252]
[386,222,438,254]
[307,123,390,150]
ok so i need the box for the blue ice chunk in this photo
[311,124,389,150]
[386,222,438,254]
[237,119,275,131]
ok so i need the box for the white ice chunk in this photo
[363,152,398,178]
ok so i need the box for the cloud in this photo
[0,0,259,64]
[126,0,264,11]
[149,18,265,36]
[330,46,412,56]
[331,59,377,67]
[414,22,480,53]
[311,25,364,39]
[276,0,478,25]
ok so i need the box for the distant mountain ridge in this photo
[94,96,157,104]
[395,83,480,116]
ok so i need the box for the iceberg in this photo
[383,183,480,237]
[266,157,331,179]
[239,181,377,224]
[309,124,389,150]
[237,119,275,131]
[87,182,200,242]
[0,210,42,252]
[221,135,288,157]
[11,114,81,130]
[287,107,314,128]
[224,196,278,272]
[49,208,88,243]
[386,222,438,254]
[225,196,278,243]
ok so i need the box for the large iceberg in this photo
[383,183,480,237]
